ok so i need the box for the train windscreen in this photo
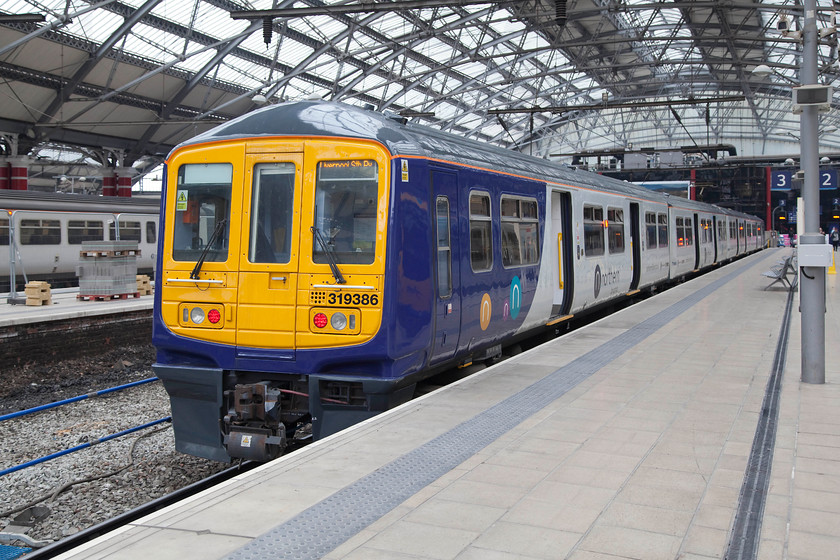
[172,163,232,263]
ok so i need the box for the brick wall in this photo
[1,311,152,367]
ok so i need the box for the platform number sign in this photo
[820,169,837,190]
[772,169,837,190]
[771,170,792,191]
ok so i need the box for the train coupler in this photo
[223,382,287,461]
[224,427,286,462]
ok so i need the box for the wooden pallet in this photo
[77,292,141,302]
[79,249,142,258]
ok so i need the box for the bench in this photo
[763,255,797,290]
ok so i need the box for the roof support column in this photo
[8,157,29,191]
[102,169,117,197]
[0,160,9,190]
[117,167,134,198]
[799,0,825,385]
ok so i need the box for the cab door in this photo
[236,144,304,356]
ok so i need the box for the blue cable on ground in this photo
[0,378,158,422]
[0,417,171,477]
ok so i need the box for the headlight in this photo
[330,312,347,330]
[190,307,205,324]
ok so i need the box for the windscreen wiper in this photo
[311,226,346,284]
[190,219,227,280]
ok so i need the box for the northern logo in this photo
[594,265,619,298]
[594,264,602,298]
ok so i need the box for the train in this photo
[0,191,159,293]
[152,100,765,463]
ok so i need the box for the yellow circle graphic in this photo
[480,293,492,330]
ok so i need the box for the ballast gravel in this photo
[0,344,228,548]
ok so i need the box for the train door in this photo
[235,148,304,356]
[629,202,641,291]
[712,216,719,263]
[550,191,573,315]
[692,213,700,270]
[430,169,462,365]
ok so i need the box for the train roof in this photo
[0,190,160,214]
[173,101,761,222]
[173,101,668,200]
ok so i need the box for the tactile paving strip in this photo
[226,256,764,560]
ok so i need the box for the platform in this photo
[0,288,153,329]
[0,287,154,368]
[53,249,840,560]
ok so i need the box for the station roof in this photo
[1,0,838,181]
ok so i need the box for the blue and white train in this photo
[152,101,764,462]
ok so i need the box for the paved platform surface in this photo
[53,249,840,560]
[0,288,153,328]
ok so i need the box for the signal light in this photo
[179,303,224,329]
[313,313,328,329]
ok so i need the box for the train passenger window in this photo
[729,221,736,240]
[0,218,8,245]
[658,213,668,247]
[718,220,726,241]
[20,219,60,245]
[645,212,657,249]
[314,160,378,265]
[172,163,232,262]
[250,162,295,264]
[146,222,156,244]
[68,220,104,244]
[607,208,624,253]
[436,197,452,297]
[676,217,685,247]
[501,195,539,267]
[739,222,745,238]
[469,192,493,271]
[111,221,141,242]
[583,205,604,256]
[685,218,694,246]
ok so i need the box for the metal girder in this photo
[36,0,161,127]
[1,0,835,173]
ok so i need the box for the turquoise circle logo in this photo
[509,276,522,319]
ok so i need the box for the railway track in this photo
[21,461,258,559]
[0,369,228,552]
